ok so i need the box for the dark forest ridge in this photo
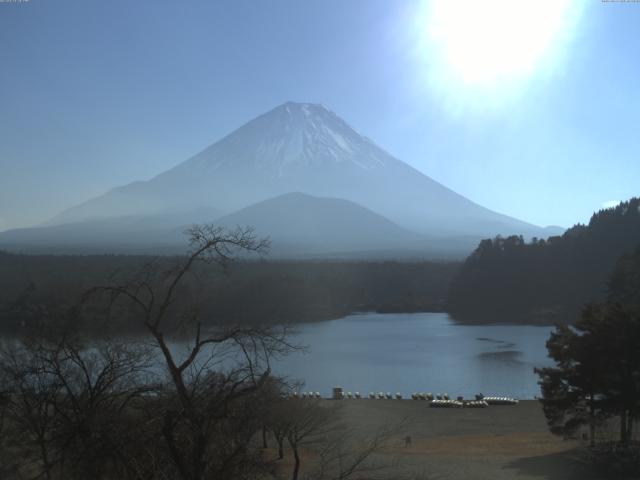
[0,252,458,333]
[448,197,640,324]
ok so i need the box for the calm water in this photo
[272,312,554,400]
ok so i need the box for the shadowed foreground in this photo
[269,400,602,480]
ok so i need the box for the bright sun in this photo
[419,0,582,106]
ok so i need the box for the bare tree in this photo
[82,225,295,480]
[0,333,155,480]
[267,396,404,480]
[308,422,403,480]
[282,399,336,480]
[269,399,290,460]
[254,376,289,454]
[0,225,298,479]
[1,339,65,480]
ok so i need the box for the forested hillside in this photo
[0,252,459,333]
[447,198,640,324]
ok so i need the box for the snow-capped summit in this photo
[176,101,389,177]
[48,102,545,239]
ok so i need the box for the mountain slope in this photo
[0,208,221,252]
[50,102,546,238]
[213,192,423,254]
[0,194,433,256]
[214,193,484,258]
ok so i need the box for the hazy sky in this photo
[1,0,638,231]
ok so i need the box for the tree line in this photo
[447,197,640,324]
[0,250,458,334]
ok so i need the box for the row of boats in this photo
[290,388,519,406]
[428,397,519,408]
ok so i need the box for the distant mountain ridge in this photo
[50,102,549,236]
[214,192,423,254]
[1,102,561,256]
[0,193,480,258]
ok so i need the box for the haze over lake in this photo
[273,313,554,400]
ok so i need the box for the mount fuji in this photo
[0,102,560,256]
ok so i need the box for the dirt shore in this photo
[312,399,603,480]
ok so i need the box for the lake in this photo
[272,312,554,400]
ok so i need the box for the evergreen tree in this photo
[536,247,640,445]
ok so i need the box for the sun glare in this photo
[418,0,582,108]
